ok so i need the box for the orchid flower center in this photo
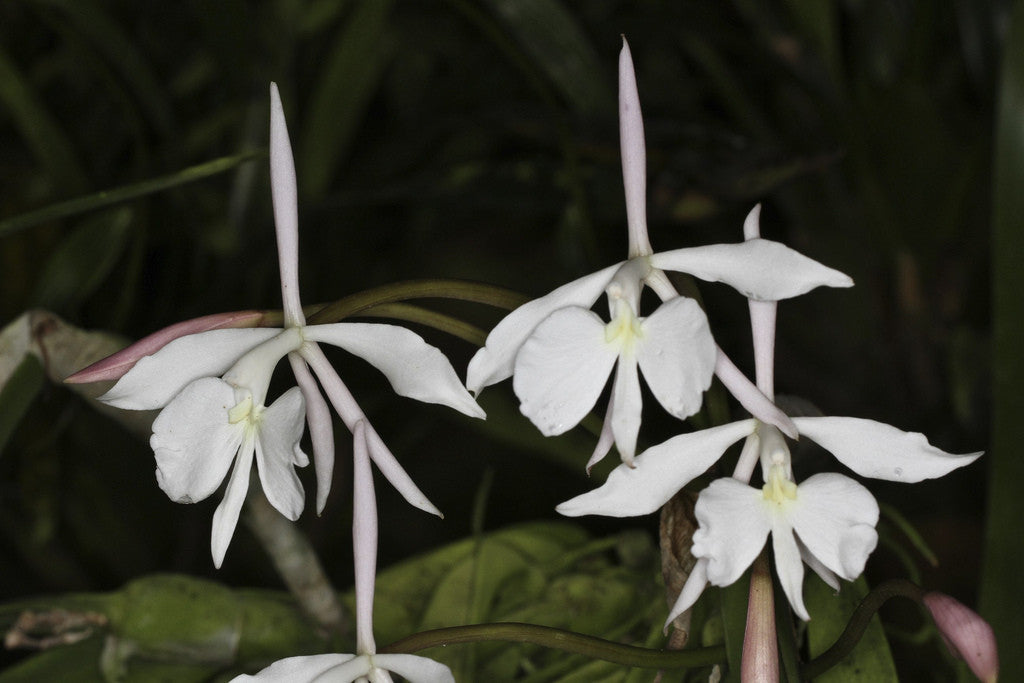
[604,301,644,350]
[762,463,798,504]
[227,394,254,424]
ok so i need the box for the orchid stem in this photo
[306,279,529,325]
[378,622,726,669]
[801,579,925,679]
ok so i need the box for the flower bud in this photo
[923,592,998,683]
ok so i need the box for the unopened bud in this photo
[65,310,264,383]
[923,592,998,683]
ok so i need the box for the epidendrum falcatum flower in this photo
[82,83,484,568]
[467,39,852,467]
[558,209,983,623]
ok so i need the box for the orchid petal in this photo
[303,324,484,419]
[635,296,716,420]
[365,425,441,518]
[100,328,280,409]
[255,386,307,521]
[151,377,243,504]
[610,355,642,464]
[269,83,304,327]
[618,39,651,258]
[792,416,983,482]
[466,263,622,393]
[289,352,335,514]
[229,653,361,681]
[649,239,853,301]
[798,535,840,592]
[371,654,455,683]
[770,518,809,621]
[557,420,756,517]
[585,398,616,473]
[790,473,879,580]
[714,349,797,438]
[298,345,442,517]
[211,439,255,568]
[512,307,618,436]
[665,557,709,629]
[692,478,771,586]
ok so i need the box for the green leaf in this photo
[26,0,173,134]
[0,151,262,238]
[299,1,396,197]
[30,208,133,312]
[0,44,87,193]
[482,0,612,116]
[980,1,1024,680]
[804,576,898,682]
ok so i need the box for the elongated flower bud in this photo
[923,592,998,683]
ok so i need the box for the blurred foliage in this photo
[0,523,667,682]
[0,0,1003,680]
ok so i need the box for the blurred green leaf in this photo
[0,45,87,193]
[1,523,664,681]
[27,0,174,135]
[483,0,612,116]
[30,208,133,312]
[0,356,44,459]
[299,1,396,197]
[805,576,898,682]
[980,0,1024,680]
[0,151,262,238]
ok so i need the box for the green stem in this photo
[347,302,488,346]
[801,579,925,679]
[378,622,725,669]
[306,279,528,324]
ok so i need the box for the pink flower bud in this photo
[64,310,265,384]
[923,592,998,683]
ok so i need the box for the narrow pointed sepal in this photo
[303,323,484,419]
[269,83,305,327]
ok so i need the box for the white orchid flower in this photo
[668,424,880,622]
[559,206,982,624]
[229,652,453,683]
[100,83,483,566]
[230,422,455,683]
[468,39,851,465]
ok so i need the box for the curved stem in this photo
[378,622,725,670]
[307,279,529,325]
[801,579,925,679]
